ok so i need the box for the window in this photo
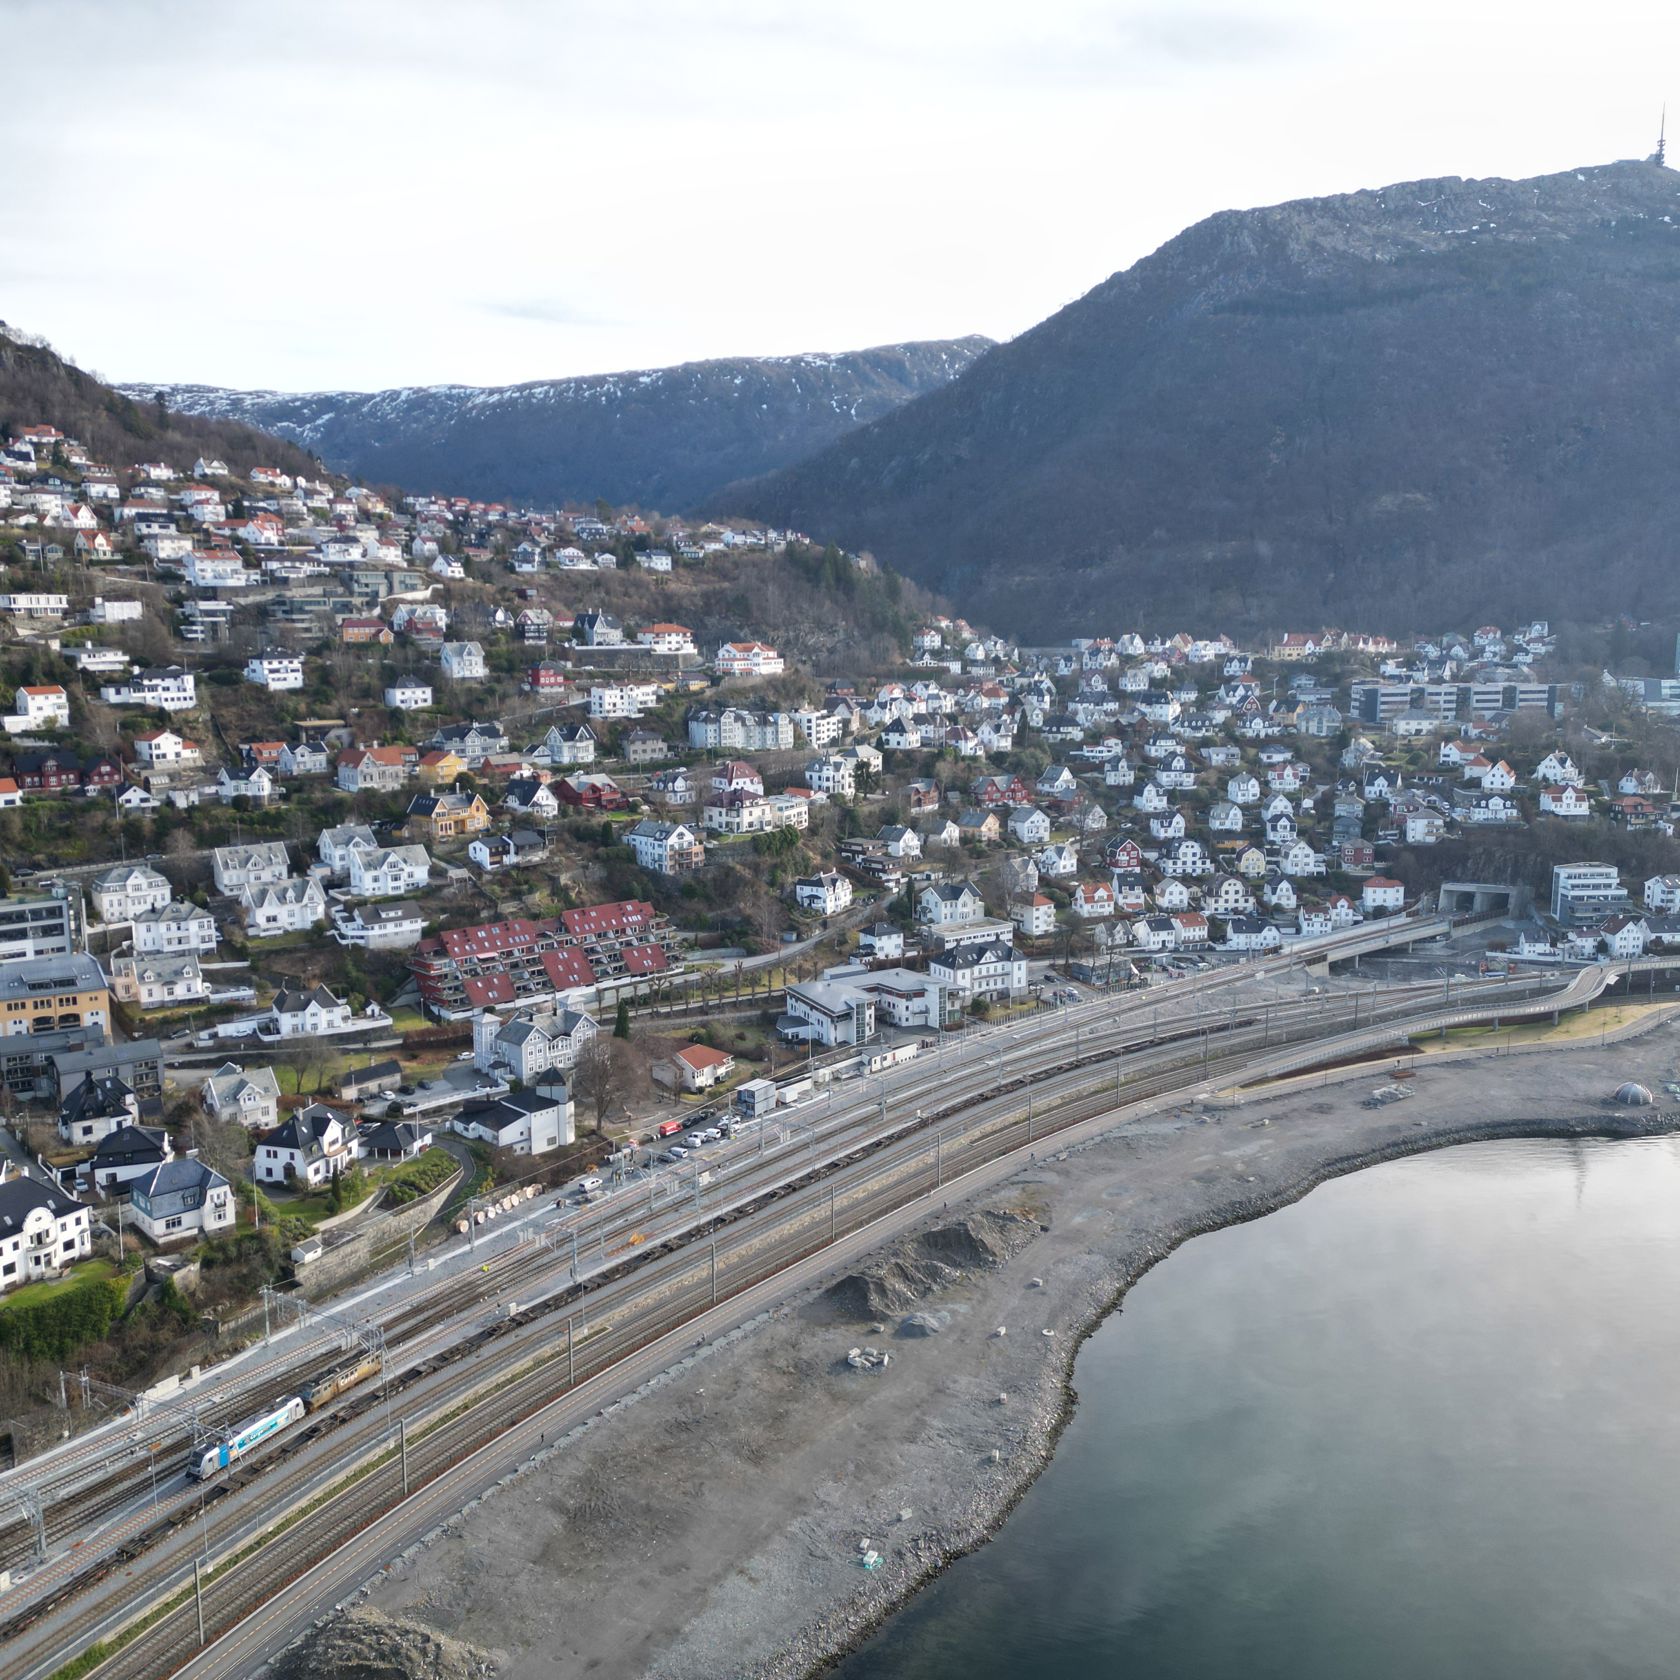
[165,1216,183,1231]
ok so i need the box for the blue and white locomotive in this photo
[189,1396,305,1479]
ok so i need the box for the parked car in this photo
[576,1176,603,1194]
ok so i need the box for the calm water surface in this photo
[836,1136,1680,1680]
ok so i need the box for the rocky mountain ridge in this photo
[135,337,992,512]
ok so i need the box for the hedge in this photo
[0,1273,125,1361]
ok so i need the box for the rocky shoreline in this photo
[761,1105,1680,1680]
[355,1025,1680,1680]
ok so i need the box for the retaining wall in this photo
[295,1168,462,1299]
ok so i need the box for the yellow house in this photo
[418,749,467,785]
[407,790,491,839]
[0,954,110,1037]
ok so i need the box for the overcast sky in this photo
[8,0,1678,391]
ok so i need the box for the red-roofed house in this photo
[340,616,394,645]
[668,1042,736,1092]
[1361,876,1405,915]
[637,623,696,655]
[715,640,784,677]
[13,685,70,729]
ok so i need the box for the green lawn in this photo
[240,929,317,953]
[262,1177,376,1227]
[2,1257,116,1310]
[273,1051,362,1096]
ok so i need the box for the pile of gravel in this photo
[823,1208,1041,1320]
[270,1608,499,1680]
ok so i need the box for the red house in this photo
[1105,836,1144,871]
[556,774,627,811]
[12,750,122,792]
[525,663,570,693]
[970,773,1031,808]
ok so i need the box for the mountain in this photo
[723,160,1680,638]
[0,324,318,482]
[134,338,993,512]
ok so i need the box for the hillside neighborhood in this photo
[2,405,1680,1349]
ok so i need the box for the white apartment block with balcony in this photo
[244,651,305,691]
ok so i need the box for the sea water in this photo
[836,1136,1680,1680]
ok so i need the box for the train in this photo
[298,1351,383,1413]
[189,1397,305,1479]
[865,1044,921,1075]
[189,1353,384,1480]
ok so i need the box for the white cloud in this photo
[6,0,1677,389]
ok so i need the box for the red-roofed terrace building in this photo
[409,901,678,1019]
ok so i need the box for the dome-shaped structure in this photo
[1612,1081,1655,1107]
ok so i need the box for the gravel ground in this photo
[269,1607,498,1680]
[349,1021,1680,1680]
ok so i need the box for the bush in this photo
[383,1149,458,1205]
[156,1278,195,1329]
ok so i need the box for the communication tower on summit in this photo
[1653,105,1667,167]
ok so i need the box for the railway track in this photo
[8,949,1638,1678]
[6,963,1604,1680]
[0,970,1563,1613]
[73,1037,1263,1680]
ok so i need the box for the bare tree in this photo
[161,826,201,890]
[570,1036,646,1134]
[274,1041,328,1098]
[187,1110,253,1184]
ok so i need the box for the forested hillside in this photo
[724,160,1680,637]
[0,325,318,480]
